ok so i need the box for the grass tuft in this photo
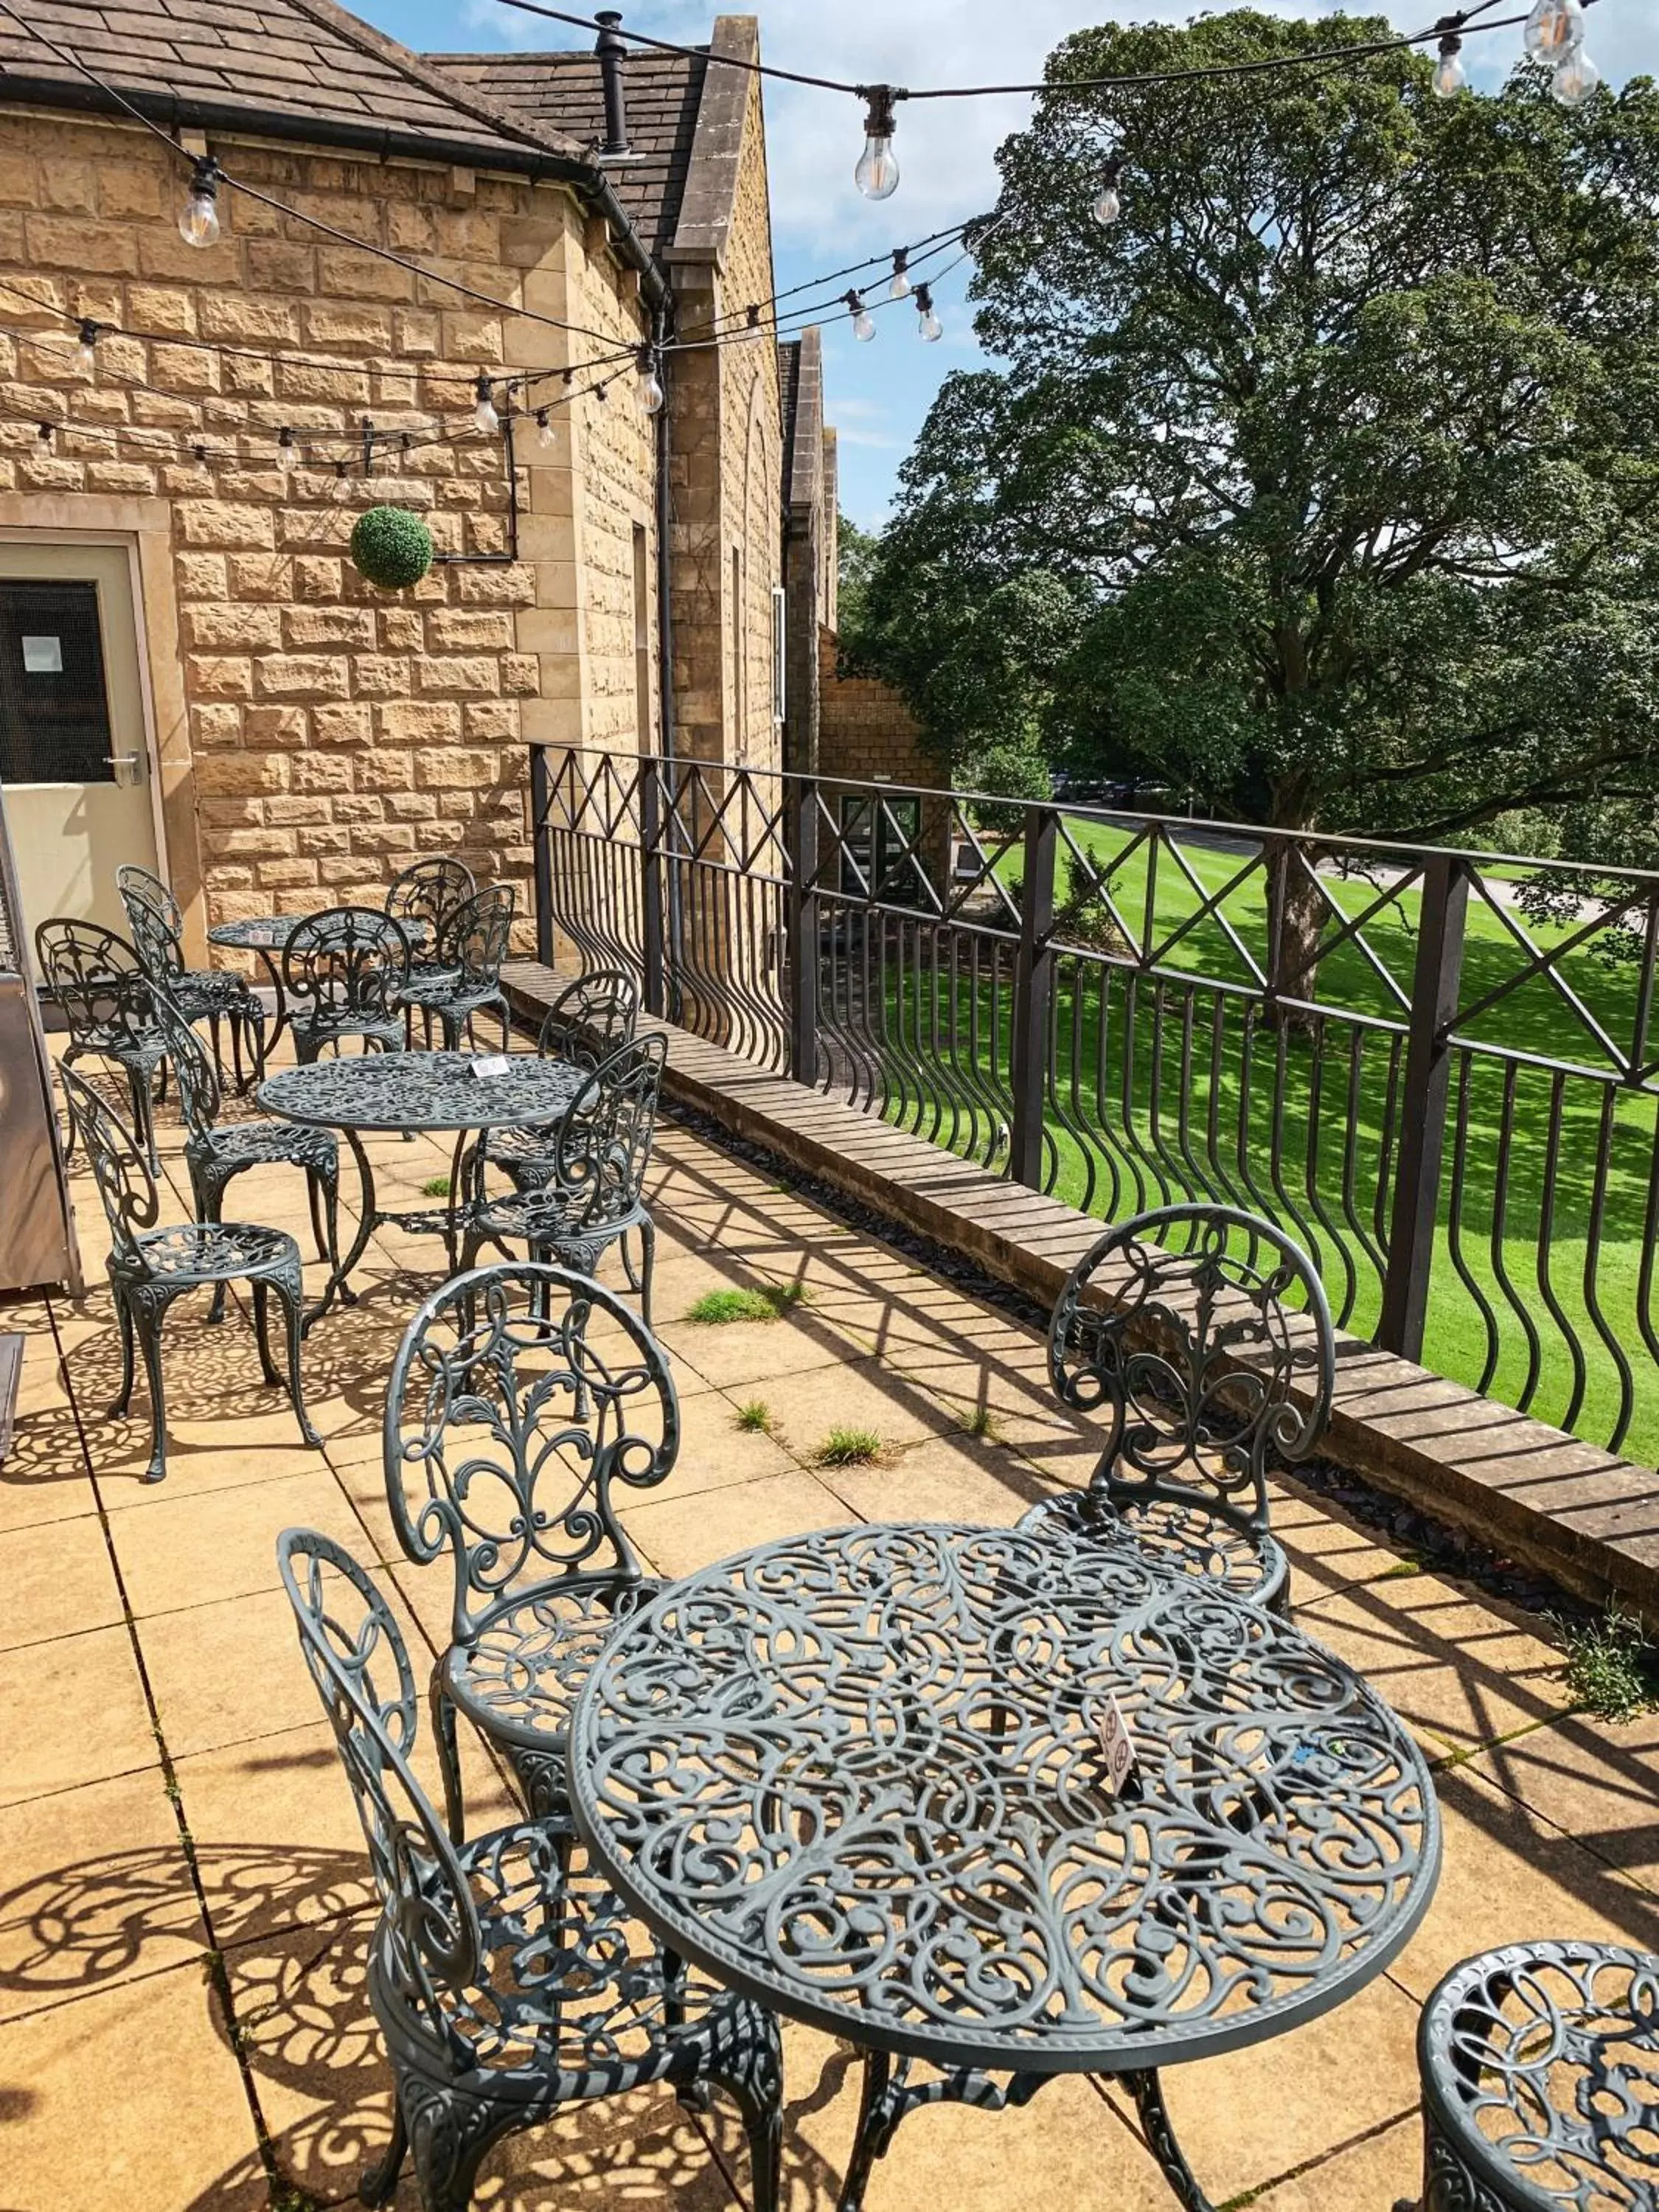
[1559,1610,1659,1722]
[962,1404,1003,1443]
[1380,1557,1423,1580]
[420,1175,452,1198]
[818,1425,882,1467]
[686,1284,807,1325]
[736,1399,773,1435]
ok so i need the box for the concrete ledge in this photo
[504,961,1659,1627]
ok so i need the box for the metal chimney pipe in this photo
[594,11,629,156]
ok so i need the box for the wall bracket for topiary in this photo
[349,506,434,589]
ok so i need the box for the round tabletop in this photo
[209,914,430,952]
[258,1050,583,1133]
[568,1520,1441,2076]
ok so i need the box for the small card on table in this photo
[469,1054,515,1079]
[1095,1692,1137,1796]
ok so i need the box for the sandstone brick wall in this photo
[0,107,661,958]
[817,624,938,787]
[719,65,782,773]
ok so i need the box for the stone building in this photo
[0,0,789,959]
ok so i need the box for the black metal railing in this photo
[529,745,1659,1464]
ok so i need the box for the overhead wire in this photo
[484,0,1582,100]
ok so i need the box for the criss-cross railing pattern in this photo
[531,746,1659,1463]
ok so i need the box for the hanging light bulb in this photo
[1092,156,1123,226]
[914,282,942,343]
[636,346,665,416]
[854,86,900,201]
[473,373,499,435]
[888,248,911,301]
[36,422,51,446]
[1552,44,1601,103]
[74,319,100,375]
[536,406,554,449]
[276,425,296,470]
[1525,0,1584,60]
[745,303,765,341]
[178,155,222,247]
[843,289,876,342]
[1432,30,1468,96]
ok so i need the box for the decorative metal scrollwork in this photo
[1418,1943,1659,2212]
[1048,1202,1336,1531]
[571,1520,1439,2073]
[259,1049,580,1133]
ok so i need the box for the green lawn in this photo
[852,818,1659,1467]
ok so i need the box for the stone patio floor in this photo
[2,1032,1658,2212]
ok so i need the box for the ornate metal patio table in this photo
[209,912,429,1055]
[567,1518,1441,2212]
[257,1050,581,1324]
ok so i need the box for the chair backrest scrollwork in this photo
[1048,1203,1335,1531]
[384,1262,678,1645]
[35,919,160,1059]
[151,992,222,1143]
[385,858,476,953]
[57,1063,159,1267]
[276,1527,483,2056]
[282,906,410,1032]
[553,1033,666,1234]
[536,968,641,1070]
[448,883,515,995]
[116,866,187,987]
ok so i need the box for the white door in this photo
[0,541,158,944]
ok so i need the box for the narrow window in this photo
[631,523,651,754]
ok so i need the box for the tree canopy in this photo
[841,13,1659,850]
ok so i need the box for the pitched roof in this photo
[430,47,706,262]
[0,0,591,170]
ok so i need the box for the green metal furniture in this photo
[276,1523,782,2212]
[117,863,266,1089]
[59,1064,319,1483]
[150,992,339,1324]
[460,1033,665,1323]
[281,905,411,1064]
[35,919,167,1172]
[396,883,515,1051]
[1023,1202,1336,1613]
[1405,1942,1659,2212]
[383,1260,675,1836]
[476,967,640,1193]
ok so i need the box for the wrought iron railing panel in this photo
[531,745,1659,1464]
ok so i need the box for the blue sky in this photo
[374,1,1655,528]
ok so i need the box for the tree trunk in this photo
[1265,833,1323,1025]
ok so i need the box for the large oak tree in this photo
[846,13,1659,863]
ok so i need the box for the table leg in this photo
[443,1124,473,1277]
[1124,2070,1220,2212]
[305,1125,375,1328]
[836,2053,1054,2212]
[256,945,289,1060]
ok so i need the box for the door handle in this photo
[104,751,142,786]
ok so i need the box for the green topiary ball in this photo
[349,505,434,589]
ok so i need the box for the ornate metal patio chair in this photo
[1399,1942,1659,2212]
[35,918,167,1172]
[459,1034,665,1324]
[383,1260,675,1837]
[473,967,640,1194]
[151,991,339,1324]
[276,1525,781,2212]
[59,1064,320,1484]
[1020,1202,1335,1613]
[396,883,515,1051]
[385,855,473,1040]
[282,905,411,1064]
[117,863,265,1089]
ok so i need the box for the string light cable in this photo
[490,0,1610,197]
